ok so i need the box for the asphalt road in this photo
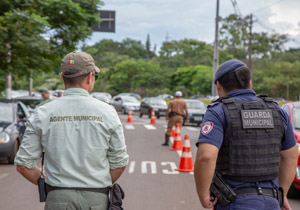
[1,113,300,210]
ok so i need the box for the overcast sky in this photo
[85,0,300,51]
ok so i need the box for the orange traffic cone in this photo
[127,109,133,123]
[170,126,175,142]
[170,123,182,151]
[176,134,194,172]
[150,109,156,124]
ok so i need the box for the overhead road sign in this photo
[93,10,116,33]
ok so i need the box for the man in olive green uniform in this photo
[15,51,129,210]
[162,91,189,146]
[38,88,55,107]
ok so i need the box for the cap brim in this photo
[95,66,100,74]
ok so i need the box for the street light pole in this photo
[212,0,220,96]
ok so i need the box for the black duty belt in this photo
[235,187,278,198]
[46,184,110,195]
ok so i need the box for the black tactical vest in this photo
[216,95,284,182]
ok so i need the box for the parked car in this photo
[140,97,167,119]
[183,99,207,126]
[14,96,43,114]
[0,99,30,164]
[281,102,300,198]
[110,96,140,114]
[91,92,111,104]
[115,93,141,100]
[191,95,206,100]
[157,94,174,100]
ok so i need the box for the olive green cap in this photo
[61,51,100,78]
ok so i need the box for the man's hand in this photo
[185,118,189,124]
[201,192,218,209]
[281,195,291,210]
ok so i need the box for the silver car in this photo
[110,96,140,114]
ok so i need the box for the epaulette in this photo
[258,94,274,103]
[208,101,219,108]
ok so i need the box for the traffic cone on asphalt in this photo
[127,109,133,123]
[176,134,194,172]
[170,123,182,151]
[150,109,156,124]
[170,126,175,142]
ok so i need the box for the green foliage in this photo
[82,38,155,69]
[107,60,167,96]
[0,0,101,92]
[159,39,214,68]
[253,60,300,100]
[220,14,288,60]
[171,65,212,96]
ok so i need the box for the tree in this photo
[107,60,168,96]
[0,0,101,93]
[219,14,288,60]
[171,65,212,96]
[82,38,156,69]
[159,39,214,69]
[253,60,300,100]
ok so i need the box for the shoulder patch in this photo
[201,122,214,135]
[208,102,219,107]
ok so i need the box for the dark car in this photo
[110,96,141,114]
[0,99,29,164]
[139,97,168,119]
[183,99,207,126]
[281,102,300,198]
[14,96,42,114]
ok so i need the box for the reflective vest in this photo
[216,95,284,182]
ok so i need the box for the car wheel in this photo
[287,184,300,198]
[139,113,143,118]
[8,139,19,164]
[122,108,126,114]
[157,115,160,119]
[197,123,201,127]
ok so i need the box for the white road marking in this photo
[125,125,135,130]
[0,173,8,179]
[141,161,157,174]
[186,127,199,131]
[128,161,136,174]
[144,125,156,130]
[161,162,179,174]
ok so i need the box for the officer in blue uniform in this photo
[194,59,299,210]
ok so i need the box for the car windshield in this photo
[186,101,205,109]
[123,97,139,103]
[0,103,14,123]
[20,99,41,109]
[149,98,167,105]
[293,107,300,130]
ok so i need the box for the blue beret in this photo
[214,60,247,84]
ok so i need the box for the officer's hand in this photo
[185,119,189,124]
[281,195,291,210]
[166,117,169,121]
[201,193,217,209]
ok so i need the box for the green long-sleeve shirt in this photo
[15,88,129,188]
